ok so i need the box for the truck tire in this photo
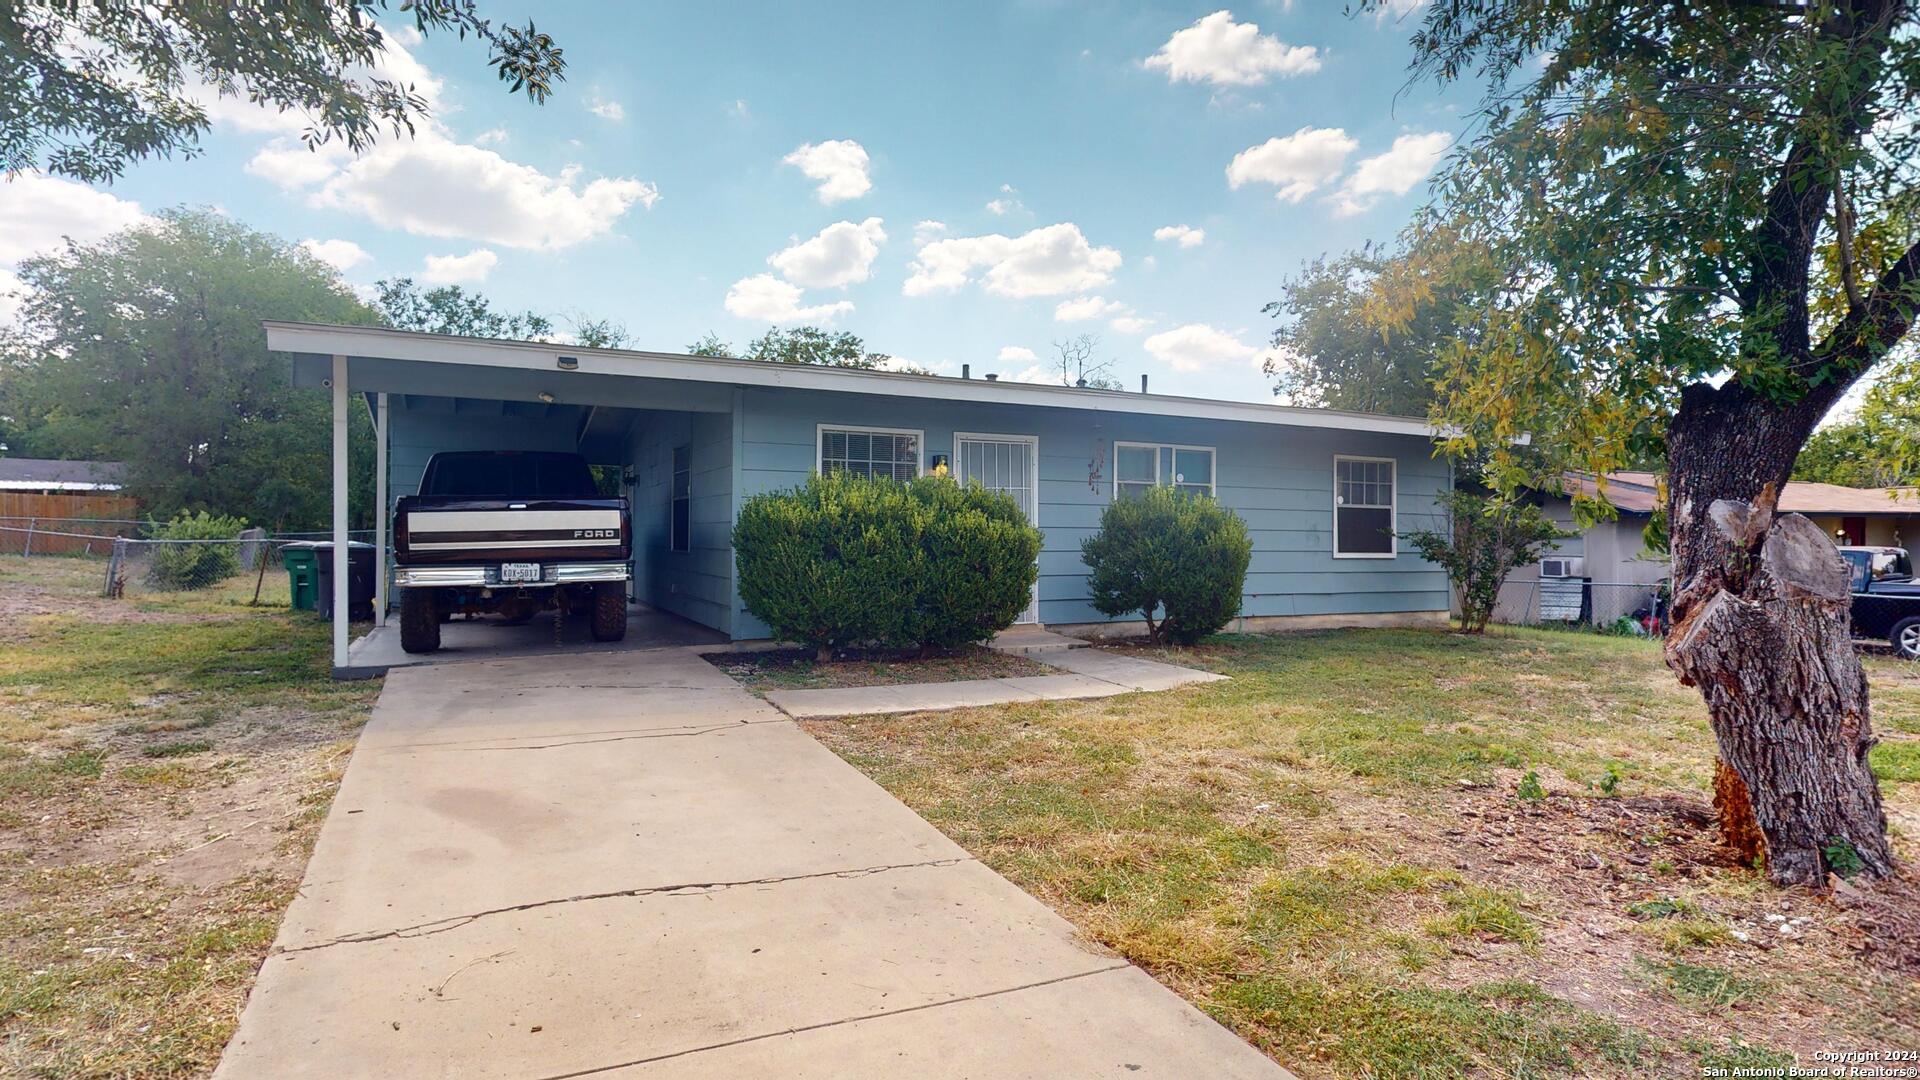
[1892,617,1920,661]
[400,589,442,654]
[590,582,627,642]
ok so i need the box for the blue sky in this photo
[0,2,1473,406]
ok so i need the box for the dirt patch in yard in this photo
[705,644,1050,694]
[0,555,378,1079]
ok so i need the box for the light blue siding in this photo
[732,386,1448,639]
[628,409,734,634]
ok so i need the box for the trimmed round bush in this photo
[733,472,1042,659]
[146,510,248,590]
[1080,485,1251,645]
[900,477,1043,651]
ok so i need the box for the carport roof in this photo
[265,321,1438,438]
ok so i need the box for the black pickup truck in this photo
[393,451,630,654]
[1840,546,1920,660]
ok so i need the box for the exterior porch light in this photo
[556,355,579,370]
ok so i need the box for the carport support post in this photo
[331,354,349,673]
[373,392,389,626]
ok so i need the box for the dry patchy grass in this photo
[0,555,377,1078]
[806,627,1920,1079]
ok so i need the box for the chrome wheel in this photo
[1898,621,1920,661]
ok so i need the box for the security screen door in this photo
[954,434,1040,625]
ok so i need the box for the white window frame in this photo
[1112,441,1216,499]
[815,423,924,480]
[1333,453,1397,559]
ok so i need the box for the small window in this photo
[1334,456,1395,557]
[819,426,920,480]
[670,445,691,553]
[1115,444,1158,499]
[1114,443,1214,499]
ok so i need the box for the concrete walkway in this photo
[215,648,1284,1079]
[764,649,1227,719]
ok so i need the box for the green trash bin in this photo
[281,543,319,612]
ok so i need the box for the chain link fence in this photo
[2,517,377,604]
[1491,578,1672,636]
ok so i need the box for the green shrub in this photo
[733,472,1042,659]
[145,511,247,590]
[1080,485,1251,645]
[900,477,1044,651]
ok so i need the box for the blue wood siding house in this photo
[273,322,1449,662]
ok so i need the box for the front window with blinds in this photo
[669,445,691,552]
[1114,443,1215,499]
[1334,456,1395,557]
[819,426,920,481]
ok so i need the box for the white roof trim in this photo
[0,480,123,492]
[265,321,1438,438]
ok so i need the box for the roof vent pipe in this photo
[1141,374,1149,393]
[985,373,999,381]
[962,363,970,379]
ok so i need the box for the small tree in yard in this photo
[1402,489,1569,634]
[1082,486,1251,646]
[146,511,247,591]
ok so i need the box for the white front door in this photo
[954,433,1041,625]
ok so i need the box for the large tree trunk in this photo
[1664,383,1894,885]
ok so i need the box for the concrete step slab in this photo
[1034,649,1228,692]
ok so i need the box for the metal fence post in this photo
[22,517,34,558]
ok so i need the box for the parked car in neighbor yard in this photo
[393,450,630,654]
[1840,546,1920,660]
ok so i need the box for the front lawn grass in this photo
[807,627,1920,1078]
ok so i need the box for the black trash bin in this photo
[311,541,376,621]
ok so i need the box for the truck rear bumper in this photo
[394,561,631,588]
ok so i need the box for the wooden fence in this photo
[0,492,142,556]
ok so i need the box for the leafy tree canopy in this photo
[373,277,555,340]
[0,209,381,529]
[1,1,564,182]
[1794,354,1920,487]
[1262,245,1450,418]
[1369,0,1920,507]
[688,327,913,370]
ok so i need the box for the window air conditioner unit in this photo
[1540,557,1584,579]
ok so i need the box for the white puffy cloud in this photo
[998,345,1038,363]
[913,220,948,245]
[1110,315,1153,335]
[1331,131,1452,216]
[1374,0,1429,21]
[1145,10,1321,86]
[286,133,658,250]
[1143,323,1260,373]
[766,217,886,289]
[904,223,1121,299]
[1054,295,1124,322]
[1227,127,1357,202]
[0,268,24,326]
[473,127,508,145]
[724,273,855,324]
[1008,364,1062,385]
[300,238,371,272]
[587,95,625,121]
[0,172,146,264]
[782,139,872,203]
[1154,224,1206,248]
[233,34,654,251]
[986,184,1024,216]
[420,248,498,284]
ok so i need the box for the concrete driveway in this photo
[215,648,1287,1079]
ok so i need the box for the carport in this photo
[270,322,740,677]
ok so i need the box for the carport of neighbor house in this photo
[283,335,734,677]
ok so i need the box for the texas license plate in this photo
[499,562,542,583]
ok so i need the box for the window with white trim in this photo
[670,445,691,553]
[1114,443,1215,499]
[819,426,920,481]
[1334,456,1395,556]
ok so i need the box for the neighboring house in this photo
[269,322,1453,670]
[0,457,126,493]
[1495,470,1920,627]
[0,457,134,556]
